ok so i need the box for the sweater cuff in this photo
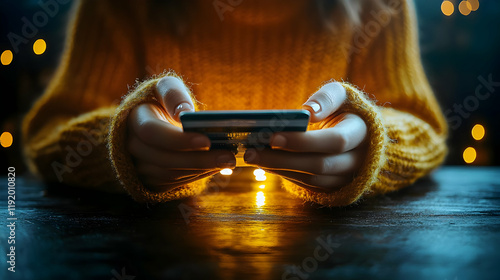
[281,82,389,207]
[107,73,208,203]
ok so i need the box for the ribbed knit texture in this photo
[22,0,447,206]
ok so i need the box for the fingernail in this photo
[191,136,210,150]
[303,101,321,113]
[244,149,259,164]
[217,154,236,168]
[174,102,193,116]
[271,134,286,149]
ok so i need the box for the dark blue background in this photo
[0,0,499,171]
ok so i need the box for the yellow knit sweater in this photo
[22,0,447,207]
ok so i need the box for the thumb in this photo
[156,76,195,122]
[302,82,347,123]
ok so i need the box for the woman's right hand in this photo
[127,76,236,192]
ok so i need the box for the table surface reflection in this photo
[1,166,499,280]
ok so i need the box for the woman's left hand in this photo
[244,82,368,192]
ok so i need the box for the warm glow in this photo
[33,39,46,55]
[471,124,485,141]
[254,168,266,181]
[255,175,266,181]
[220,168,233,175]
[468,0,479,11]
[256,191,265,207]
[258,184,265,189]
[441,1,454,16]
[463,147,476,164]
[459,0,472,15]
[1,50,13,65]
[0,132,13,148]
[253,168,265,177]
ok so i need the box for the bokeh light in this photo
[254,168,267,181]
[0,132,13,148]
[463,147,477,164]
[468,0,479,11]
[256,191,265,207]
[471,124,485,140]
[253,168,265,177]
[220,168,233,175]
[255,175,266,181]
[258,184,265,189]
[33,39,46,55]
[441,1,454,16]
[459,1,472,15]
[1,50,13,66]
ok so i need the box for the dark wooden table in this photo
[1,167,499,280]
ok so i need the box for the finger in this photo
[129,136,236,169]
[302,82,346,122]
[129,103,211,151]
[156,76,195,122]
[136,162,218,181]
[264,168,352,191]
[142,170,220,193]
[270,113,367,153]
[267,170,326,192]
[244,147,364,176]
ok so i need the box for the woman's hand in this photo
[244,82,368,192]
[127,76,236,192]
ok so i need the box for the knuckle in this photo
[304,174,330,189]
[333,131,348,153]
[338,137,348,153]
[162,75,180,83]
[316,82,346,113]
[164,87,182,103]
[314,157,330,175]
[333,82,346,100]
[135,163,149,175]
[316,90,335,109]
[310,175,328,189]
[127,137,142,158]
[157,76,180,88]
[128,106,142,127]
[191,153,215,169]
[162,170,179,181]
[325,82,345,96]
[157,76,185,98]
[308,174,320,186]
[352,150,365,169]
[137,120,156,143]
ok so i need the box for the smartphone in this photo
[179,109,310,153]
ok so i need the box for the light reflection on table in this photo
[2,167,499,280]
[184,168,309,279]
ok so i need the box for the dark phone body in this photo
[180,110,310,152]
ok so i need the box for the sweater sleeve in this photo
[22,0,140,192]
[23,1,210,200]
[107,76,210,203]
[280,0,448,206]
